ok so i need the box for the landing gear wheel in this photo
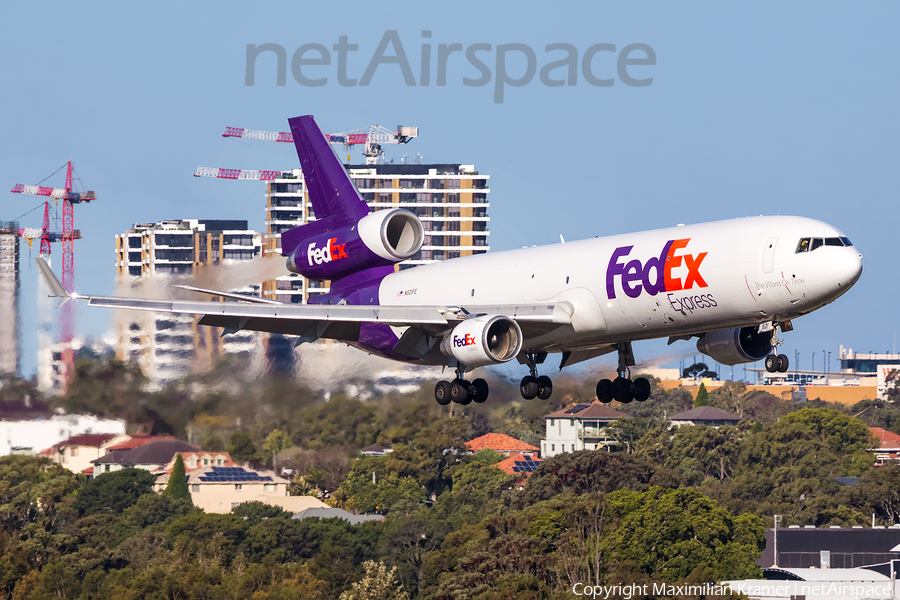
[612,377,634,403]
[434,381,452,406]
[765,354,778,373]
[451,379,471,404]
[520,376,539,400]
[633,377,651,402]
[596,379,613,403]
[777,354,789,373]
[537,375,553,400]
[472,378,489,403]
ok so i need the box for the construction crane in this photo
[222,124,419,164]
[11,160,95,388]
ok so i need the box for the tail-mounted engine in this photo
[286,209,424,281]
[696,326,773,366]
[440,316,523,368]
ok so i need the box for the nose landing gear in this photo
[596,342,651,404]
[764,321,791,373]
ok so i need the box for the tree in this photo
[519,451,654,506]
[682,362,717,381]
[201,434,225,452]
[232,501,290,524]
[165,454,191,503]
[74,468,156,516]
[263,429,291,466]
[601,486,764,581]
[694,382,710,407]
[228,431,259,464]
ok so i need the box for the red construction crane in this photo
[11,160,95,387]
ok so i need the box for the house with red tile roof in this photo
[464,433,539,458]
[543,402,631,458]
[91,439,201,475]
[104,433,177,451]
[496,452,544,485]
[51,433,121,474]
[870,427,900,465]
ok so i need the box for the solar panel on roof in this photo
[565,404,590,414]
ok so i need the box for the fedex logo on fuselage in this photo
[606,238,708,299]
[307,238,348,266]
[453,334,477,348]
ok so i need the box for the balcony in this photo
[578,427,614,441]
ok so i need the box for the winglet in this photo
[35,257,73,299]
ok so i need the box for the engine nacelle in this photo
[440,316,523,368]
[696,326,773,366]
[286,209,424,281]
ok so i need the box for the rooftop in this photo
[106,434,176,451]
[291,507,383,524]
[870,427,900,448]
[545,402,632,420]
[465,433,539,454]
[92,440,199,468]
[58,433,119,448]
[496,452,544,478]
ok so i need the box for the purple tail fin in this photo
[287,116,370,225]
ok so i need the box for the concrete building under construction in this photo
[0,223,20,375]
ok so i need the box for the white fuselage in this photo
[378,216,862,354]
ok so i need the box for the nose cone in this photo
[835,249,863,292]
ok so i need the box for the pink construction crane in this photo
[11,160,95,387]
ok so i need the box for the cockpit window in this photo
[796,237,851,253]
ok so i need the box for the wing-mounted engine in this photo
[440,316,523,368]
[286,209,424,281]
[696,326,772,366]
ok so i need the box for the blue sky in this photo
[2,2,898,379]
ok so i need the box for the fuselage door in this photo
[763,238,778,273]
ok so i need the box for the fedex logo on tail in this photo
[307,238,349,266]
[606,238,708,299]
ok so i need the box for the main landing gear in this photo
[596,342,651,404]
[434,366,489,406]
[520,352,553,400]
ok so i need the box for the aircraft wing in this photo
[36,257,571,342]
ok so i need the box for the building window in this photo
[235,484,243,491]
[203,458,209,466]
[264,484,276,493]
[191,484,199,493]
[189,457,196,468]
[231,502,240,509]
[572,444,575,451]
[216,457,223,466]
[551,444,555,452]
[71,447,79,457]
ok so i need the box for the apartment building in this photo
[113,219,263,386]
[263,163,490,302]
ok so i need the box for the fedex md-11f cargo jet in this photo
[37,115,863,406]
